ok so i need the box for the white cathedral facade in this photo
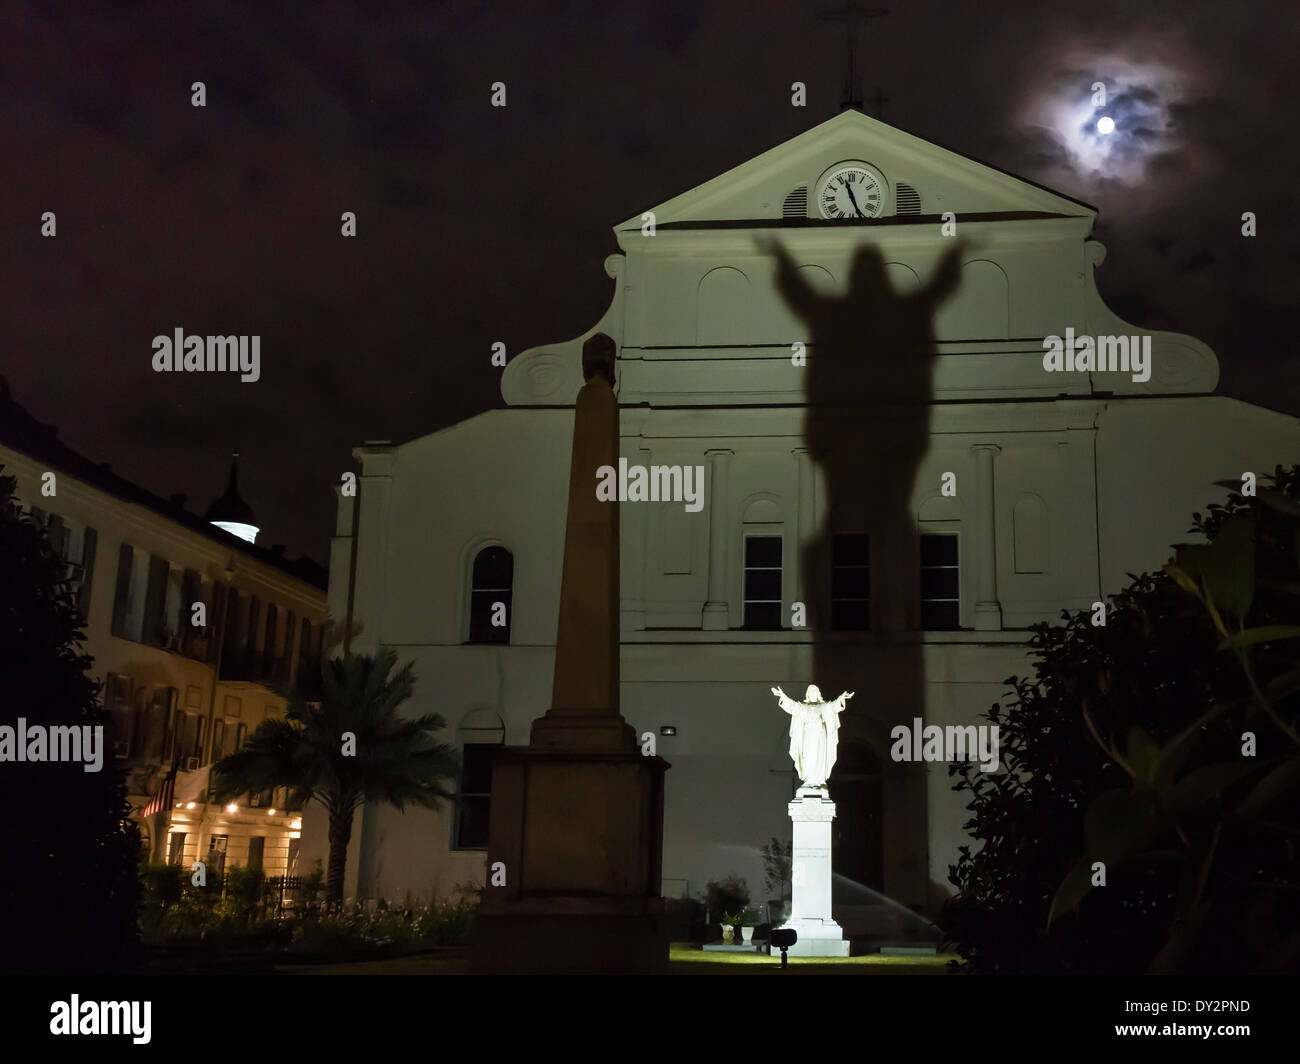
[303,111,1299,928]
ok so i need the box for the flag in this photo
[143,764,178,818]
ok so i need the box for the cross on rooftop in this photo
[818,2,890,112]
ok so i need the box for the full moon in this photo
[1022,58,1183,184]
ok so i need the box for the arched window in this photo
[469,546,513,644]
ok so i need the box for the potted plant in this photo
[739,907,762,945]
[721,910,744,944]
[706,874,751,944]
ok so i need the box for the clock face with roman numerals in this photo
[816,163,886,220]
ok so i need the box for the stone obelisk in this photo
[469,333,670,974]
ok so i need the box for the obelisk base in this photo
[779,787,851,957]
[469,745,670,974]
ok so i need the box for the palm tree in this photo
[212,647,460,908]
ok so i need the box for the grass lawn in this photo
[668,943,960,974]
[271,944,961,974]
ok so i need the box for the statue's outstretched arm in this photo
[917,240,971,308]
[756,236,820,321]
[771,686,796,715]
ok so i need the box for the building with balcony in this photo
[0,379,328,883]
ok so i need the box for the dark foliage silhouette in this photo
[945,467,1300,973]
[0,470,141,972]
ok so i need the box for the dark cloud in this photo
[2,0,1297,561]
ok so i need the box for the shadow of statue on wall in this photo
[758,233,967,912]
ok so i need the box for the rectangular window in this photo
[244,596,261,679]
[45,512,67,556]
[162,564,184,651]
[742,535,783,630]
[830,533,870,631]
[167,833,186,866]
[111,544,133,637]
[287,837,301,875]
[173,711,204,767]
[107,674,134,758]
[204,581,221,663]
[73,526,97,621]
[207,834,228,876]
[454,743,498,850]
[142,686,176,763]
[142,554,170,647]
[178,570,199,656]
[283,610,296,683]
[247,835,264,873]
[262,603,279,683]
[211,719,225,765]
[297,617,314,679]
[919,532,960,630]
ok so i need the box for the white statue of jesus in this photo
[771,685,854,789]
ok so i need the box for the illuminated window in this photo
[167,833,186,866]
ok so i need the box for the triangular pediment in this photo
[617,109,1094,230]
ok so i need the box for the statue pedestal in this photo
[468,745,670,974]
[779,787,850,957]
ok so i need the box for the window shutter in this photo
[282,610,296,683]
[46,513,66,558]
[179,570,199,655]
[263,603,278,682]
[111,543,133,636]
[245,596,261,679]
[209,582,227,663]
[143,555,170,646]
[159,687,178,764]
[78,527,98,620]
[211,719,225,765]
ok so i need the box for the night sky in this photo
[2,0,1297,562]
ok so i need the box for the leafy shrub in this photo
[667,896,705,941]
[945,467,1300,974]
[705,874,750,924]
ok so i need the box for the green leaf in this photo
[1171,514,1256,624]
[1125,726,1161,785]
[1169,761,1259,813]
[1084,787,1160,863]
[1216,625,1300,651]
[1239,757,1300,817]
[1047,856,1096,926]
[1163,561,1203,602]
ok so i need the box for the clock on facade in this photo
[815,162,888,220]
